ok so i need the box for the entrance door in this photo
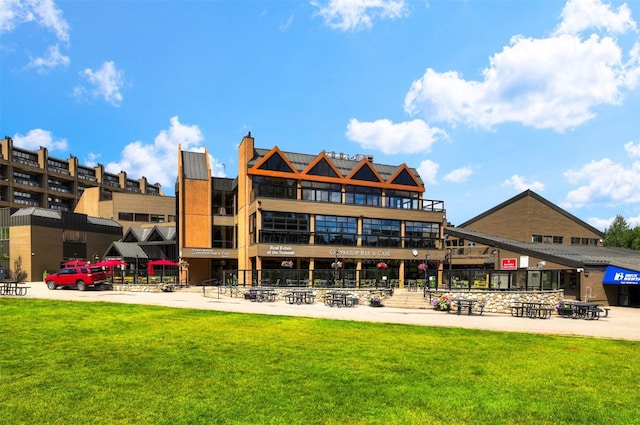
[618,285,630,306]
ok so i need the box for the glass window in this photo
[385,190,420,209]
[344,185,381,206]
[405,221,440,249]
[301,181,341,203]
[253,176,296,200]
[315,215,358,246]
[362,218,401,247]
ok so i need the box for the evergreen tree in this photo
[604,215,631,248]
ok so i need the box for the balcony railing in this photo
[258,230,441,249]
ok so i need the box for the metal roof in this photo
[249,147,424,185]
[108,241,149,259]
[87,216,121,228]
[182,150,209,181]
[12,207,61,220]
[446,226,640,272]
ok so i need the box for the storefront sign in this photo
[330,249,391,258]
[266,245,296,256]
[182,248,232,258]
[603,266,640,284]
[501,258,517,270]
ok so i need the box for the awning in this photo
[603,266,640,285]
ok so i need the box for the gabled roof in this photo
[105,241,149,259]
[124,225,176,243]
[446,226,640,272]
[458,189,604,237]
[248,146,425,189]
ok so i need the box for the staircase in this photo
[383,290,432,309]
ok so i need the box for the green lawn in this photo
[1,298,639,425]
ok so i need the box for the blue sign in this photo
[603,266,640,285]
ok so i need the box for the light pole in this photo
[424,254,429,288]
[445,248,452,289]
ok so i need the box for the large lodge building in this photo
[2,132,640,307]
[176,132,640,307]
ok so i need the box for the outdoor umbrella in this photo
[148,259,180,281]
[94,259,128,277]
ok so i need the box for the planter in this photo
[370,301,383,307]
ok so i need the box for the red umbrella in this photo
[149,259,180,267]
[148,259,180,280]
[94,259,127,268]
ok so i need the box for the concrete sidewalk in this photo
[13,282,640,341]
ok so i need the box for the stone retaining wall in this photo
[113,284,164,292]
[426,290,564,314]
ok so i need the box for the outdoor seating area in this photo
[247,288,277,302]
[452,298,484,315]
[0,281,30,296]
[556,301,609,320]
[322,291,358,308]
[510,302,555,319]
[284,289,315,304]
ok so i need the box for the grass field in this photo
[1,298,639,425]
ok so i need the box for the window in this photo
[315,215,358,246]
[63,229,85,242]
[533,234,563,244]
[362,218,401,247]
[252,176,297,200]
[260,211,310,244]
[405,221,440,249]
[135,213,150,222]
[119,212,134,221]
[150,214,165,223]
[385,190,420,210]
[301,181,341,203]
[344,185,381,206]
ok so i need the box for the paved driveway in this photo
[15,282,640,341]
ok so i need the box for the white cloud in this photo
[404,0,639,132]
[345,118,447,155]
[103,116,225,191]
[0,0,70,42]
[311,0,409,31]
[563,158,640,208]
[75,61,125,106]
[416,159,438,186]
[624,140,640,157]
[625,42,640,89]
[26,44,69,72]
[443,166,473,183]
[501,175,545,192]
[12,128,68,151]
[1,0,71,71]
[554,0,636,36]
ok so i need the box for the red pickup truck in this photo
[45,266,108,291]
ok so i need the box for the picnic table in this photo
[511,302,554,319]
[0,281,30,296]
[452,298,482,315]
[284,289,315,305]
[248,288,277,303]
[323,291,356,308]
[557,302,608,320]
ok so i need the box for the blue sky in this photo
[1,0,639,230]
